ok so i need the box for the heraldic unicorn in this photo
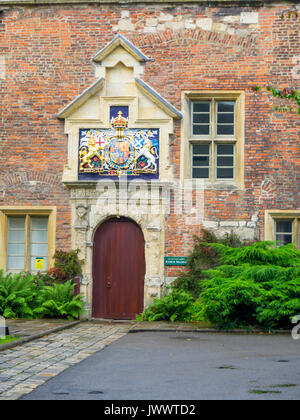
[79,110,159,179]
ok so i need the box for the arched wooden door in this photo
[92,217,145,319]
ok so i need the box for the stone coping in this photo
[129,321,291,335]
[90,319,291,335]
[0,0,294,6]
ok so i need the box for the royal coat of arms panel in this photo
[78,110,159,180]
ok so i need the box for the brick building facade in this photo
[0,0,299,318]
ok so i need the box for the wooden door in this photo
[92,217,145,319]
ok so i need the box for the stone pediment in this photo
[58,35,181,183]
[92,34,149,63]
[57,78,105,120]
[57,34,181,122]
[57,76,181,121]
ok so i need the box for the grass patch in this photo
[270,384,297,388]
[0,336,20,346]
[249,389,282,395]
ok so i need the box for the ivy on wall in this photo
[251,86,300,115]
[249,10,299,116]
[280,11,298,21]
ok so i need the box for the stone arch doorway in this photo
[92,217,145,319]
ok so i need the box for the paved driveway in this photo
[22,331,300,400]
[0,323,130,400]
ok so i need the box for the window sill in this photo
[188,137,237,143]
[191,179,241,191]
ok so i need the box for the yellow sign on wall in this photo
[35,258,44,270]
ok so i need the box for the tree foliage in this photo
[172,229,253,298]
[139,234,300,330]
[196,243,300,329]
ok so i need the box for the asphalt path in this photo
[22,331,300,400]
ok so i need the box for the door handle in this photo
[106,282,111,288]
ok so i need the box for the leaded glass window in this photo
[190,99,236,181]
[6,215,49,272]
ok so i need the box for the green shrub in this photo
[140,239,300,330]
[34,272,56,287]
[33,280,85,320]
[196,242,300,329]
[137,289,195,322]
[206,240,300,267]
[48,249,84,283]
[172,229,253,298]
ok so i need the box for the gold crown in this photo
[112,110,128,129]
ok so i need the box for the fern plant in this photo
[0,271,40,319]
[0,271,85,320]
[33,280,84,320]
[138,289,194,322]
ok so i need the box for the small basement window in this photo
[265,211,300,249]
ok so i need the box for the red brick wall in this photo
[0,3,299,268]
